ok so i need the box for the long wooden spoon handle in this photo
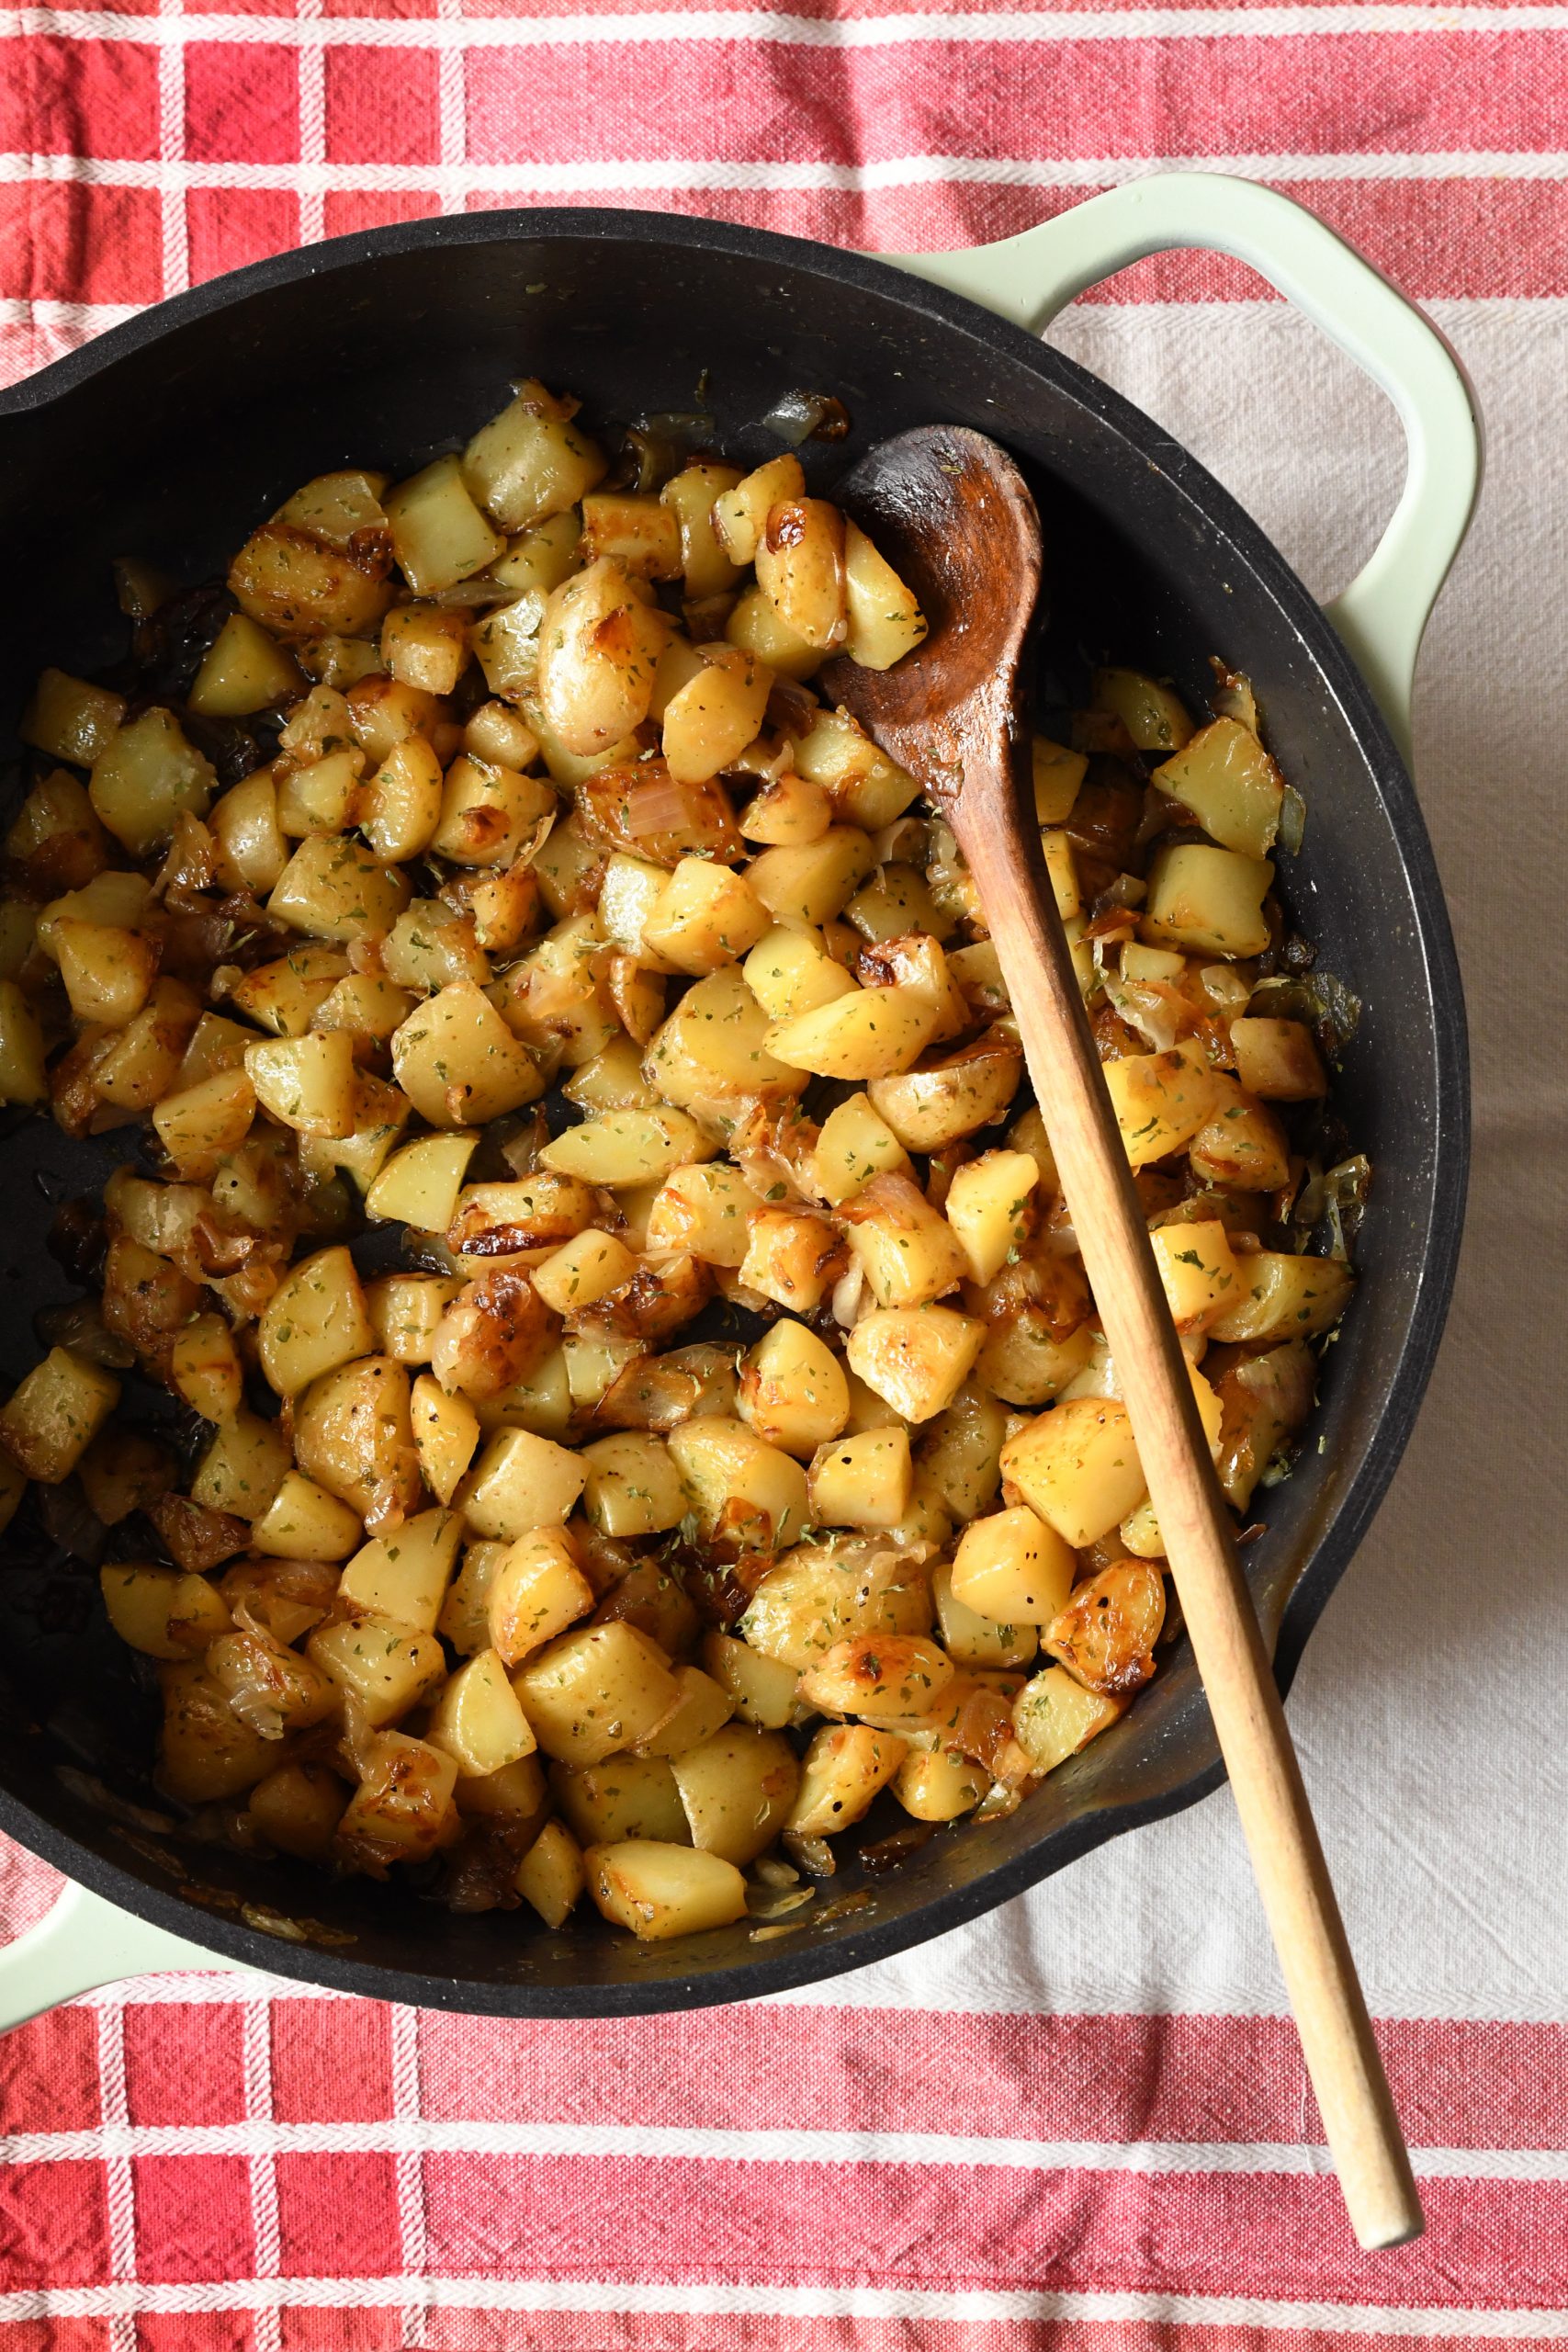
[953,782,1422,2253]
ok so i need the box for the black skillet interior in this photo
[0,211,1467,2013]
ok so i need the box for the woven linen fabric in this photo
[1,2,1566,2342]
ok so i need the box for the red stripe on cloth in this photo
[420,2155,1568,2306]
[0,35,160,163]
[417,2326,1568,2352]
[416,2006,1568,2148]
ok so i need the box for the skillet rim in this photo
[0,205,1470,2013]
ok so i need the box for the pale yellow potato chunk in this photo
[552,1755,690,1848]
[630,1664,735,1759]
[807,1425,912,1532]
[1151,716,1282,857]
[1148,1221,1242,1334]
[786,1724,908,1838]
[426,1649,537,1776]
[100,1565,231,1661]
[931,1561,1037,1670]
[515,1623,681,1766]
[169,1313,244,1423]
[672,1725,800,1865]
[797,1634,953,1722]
[668,1418,808,1550]
[1101,1039,1222,1168]
[642,857,770,976]
[1207,1251,1354,1346]
[661,648,772,786]
[1229,1016,1328,1101]
[811,1091,910,1204]
[585,1839,748,1941]
[365,1134,479,1231]
[393,982,545,1129]
[515,1818,587,1928]
[842,1175,969,1309]
[950,1504,1075,1624]
[532,1230,637,1317]
[339,1507,463,1634]
[1142,842,1274,959]
[411,1372,480,1505]
[539,1105,705,1188]
[266,833,412,941]
[944,1148,1039,1283]
[190,1409,292,1523]
[738,1321,849,1458]
[308,1615,446,1728]
[487,1528,595,1667]
[1000,1397,1146,1547]
[700,1631,801,1729]
[1012,1665,1125,1775]
[746,830,876,930]
[739,1208,843,1313]
[895,1745,989,1823]
[365,1273,463,1365]
[742,924,857,1023]
[258,1245,375,1395]
[251,1471,363,1563]
[385,453,506,594]
[245,1033,359,1140]
[455,1427,587,1541]
[645,1161,763,1267]
[768,986,938,1082]
[845,1306,984,1425]
[842,520,927,670]
[579,1431,686,1537]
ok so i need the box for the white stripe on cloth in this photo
[241,1991,283,2352]
[0,2119,1562,2178]
[92,2002,137,2352]
[0,2277,1564,2334]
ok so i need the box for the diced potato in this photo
[975,1317,1095,1412]
[52,920,158,1027]
[190,1408,293,1522]
[530,1229,636,1317]
[463,381,607,532]
[747,830,876,930]
[739,770,832,847]
[798,1633,953,1722]
[90,707,215,854]
[229,944,349,1038]
[22,666,127,767]
[868,1034,1024,1154]
[515,1622,681,1766]
[643,968,800,1110]
[366,1133,478,1232]
[737,1322,849,1459]
[1188,1080,1292,1192]
[247,1763,349,1862]
[917,1384,1008,1524]
[1142,843,1274,959]
[845,862,947,945]
[841,1173,969,1309]
[1012,1665,1125,1775]
[742,924,857,1023]
[668,1419,808,1551]
[739,1208,844,1313]
[931,1560,1037,1670]
[950,1504,1075,1624]
[230,519,392,639]
[258,1245,374,1394]
[1229,1016,1328,1102]
[296,1076,410,1194]
[539,1105,705,1189]
[168,1313,243,1422]
[999,1397,1146,1547]
[1044,1557,1166,1695]
[1207,1251,1354,1345]
[276,749,366,839]
[380,601,470,695]
[944,1149,1038,1284]
[76,1426,172,1527]
[642,856,770,975]
[1102,1038,1222,1168]
[1152,716,1283,856]
[427,1648,537,1776]
[645,1161,762,1267]
[807,1425,912,1532]
[585,1839,748,1941]
[896,1744,989,1822]
[671,1725,800,1865]
[0,1346,119,1484]
[100,1564,231,1661]
[152,1068,256,1179]
[267,833,412,941]
[579,1431,686,1537]
[700,1631,800,1729]
[786,1724,907,1837]
[385,454,505,594]
[411,1372,480,1505]
[308,1613,447,1726]
[842,520,927,670]
[245,1033,358,1141]
[631,1664,735,1758]
[536,559,665,758]
[552,1754,690,1847]
[1148,1221,1242,1333]
[1091,666,1194,753]
[360,737,445,865]
[454,1426,587,1541]
[0,982,48,1104]
[811,1091,911,1205]
[790,709,921,831]
[157,1661,278,1804]
[844,1306,983,1426]
[294,1355,421,1525]
[755,497,846,650]
[515,1817,587,1928]
[431,756,555,869]
[6,769,108,892]
[486,1527,594,1666]
[251,1471,363,1562]
[338,1506,462,1633]
[391,982,544,1128]
[448,1174,596,1258]
[768,986,938,1083]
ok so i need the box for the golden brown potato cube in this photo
[768,984,941,1085]
[392,982,544,1129]
[22,666,127,767]
[755,498,846,651]
[89,977,201,1112]
[841,1172,970,1310]
[336,1730,458,1871]
[642,855,770,975]
[157,1661,277,1804]
[810,1091,911,1205]
[463,381,607,532]
[1151,716,1282,856]
[359,736,445,865]
[100,1564,230,1661]
[580,489,682,579]
[668,1419,808,1550]
[515,1816,587,1928]
[789,708,920,830]
[338,1506,463,1633]
[739,770,832,848]
[786,1724,907,1838]
[585,1838,748,1941]
[630,1663,735,1759]
[644,1162,762,1267]
[841,520,927,671]
[487,1527,594,1666]
[453,1426,585,1542]
[845,1306,984,1426]
[950,1503,1074,1624]
[6,769,107,896]
[385,454,506,594]
[999,1398,1146,1548]
[308,1614,446,1727]
[293,1355,421,1526]
[380,601,470,695]
[807,1425,913,1532]
[550,1754,690,1848]
[250,1471,363,1564]
[579,1431,686,1538]
[246,1763,349,1861]
[0,1346,119,1485]
[88,707,215,855]
[1012,1665,1125,1775]
[1229,1015,1328,1102]
[536,558,665,758]
[660,647,772,788]
[152,1068,256,1180]
[700,1631,800,1730]
[944,1148,1039,1284]
[266,832,412,943]
[1187,1079,1291,1191]
[895,1745,989,1823]
[1142,842,1274,960]
[169,1312,244,1423]
[737,1322,849,1459]
[411,1372,480,1506]
[660,460,743,596]
[712,455,806,563]
[427,1648,537,1776]
[747,829,877,931]
[230,522,392,639]
[1207,1250,1354,1346]
[243,1032,356,1142]
[229,943,350,1038]
[931,1561,1037,1671]
[739,1208,845,1313]
[1044,1558,1166,1697]
[797,1633,953,1722]
[51,920,157,1029]
[514,1621,681,1766]
[643,967,802,1110]
[432,756,555,869]
[742,923,857,1024]
[365,1134,479,1232]
[257,1245,374,1396]
[671,1724,799,1865]
[1148,1221,1243,1333]
[1102,1038,1222,1169]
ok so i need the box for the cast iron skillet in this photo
[0,207,1468,2015]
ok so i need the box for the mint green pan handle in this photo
[0,174,1478,2034]
[889,171,1482,762]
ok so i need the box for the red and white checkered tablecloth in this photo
[2,4,1566,2343]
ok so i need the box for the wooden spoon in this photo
[820,424,1423,2253]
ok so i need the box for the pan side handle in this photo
[0,1878,248,2034]
[889,173,1481,763]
